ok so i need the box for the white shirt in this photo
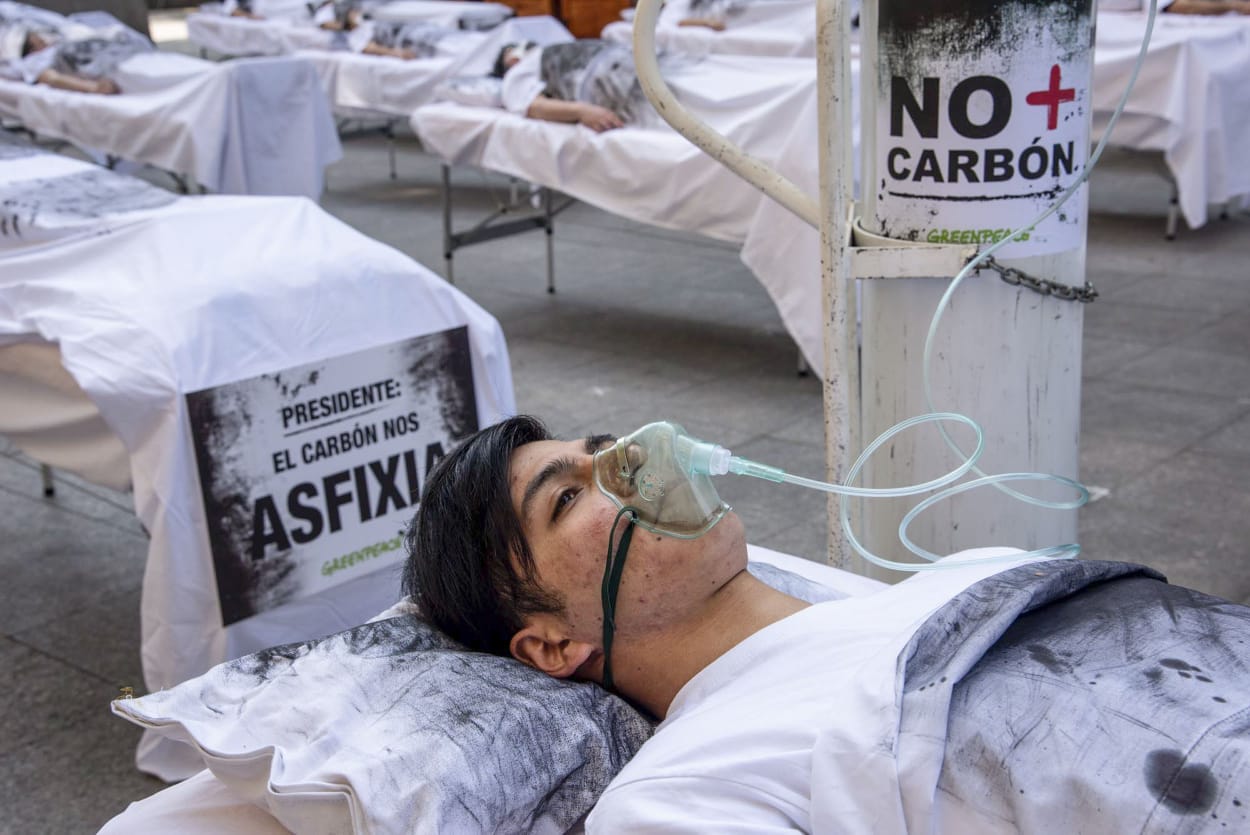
[499,44,544,114]
[587,550,1037,834]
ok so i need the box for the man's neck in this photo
[613,571,811,719]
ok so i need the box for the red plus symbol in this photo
[1025,64,1076,130]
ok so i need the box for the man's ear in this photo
[510,618,596,679]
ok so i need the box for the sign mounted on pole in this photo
[186,327,478,626]
[874,0,1094,256]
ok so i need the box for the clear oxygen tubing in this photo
[722,0,1160,572]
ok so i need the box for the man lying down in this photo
[405,415,1250,832]
[492,39,663,133]
[0,1,153,94]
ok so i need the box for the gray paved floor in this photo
[2,123,1249,832]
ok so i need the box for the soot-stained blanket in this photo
[892,559,1250,833]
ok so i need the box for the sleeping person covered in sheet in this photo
[0,1,153,94]
[313,1,485,61]
[363,19,480,60]
[494,39,668,132]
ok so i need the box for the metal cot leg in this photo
[544,187,556,294]
[40,464,54,497]
[1165,186,1180,241]
[441,164,455,284]
[386,121,397,181]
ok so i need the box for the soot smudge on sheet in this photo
[0,168,175,239]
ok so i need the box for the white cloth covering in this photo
[498,41,542,113]
[0,51,341,196]
[99,769,292,835]
[586,548,1035,834]
[301,15,571,118]
[601,0,834,58]
[0,340,131,489]
[187,11,356,57]
[1092,11,1250,228]
[98,544,887,835]
[0,145,516,779]
[370,0,514,28]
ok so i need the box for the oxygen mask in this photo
[592,421,731,539]
[592,417,1086,570]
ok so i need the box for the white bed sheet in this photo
[189,1,516,57]
[601,0,820,58]
[0,51,341,197]
[1093,11,1250,228]
[370,0,514,27]
[0,143,516,780]
[187,11,343,57]
[0,340,131,489]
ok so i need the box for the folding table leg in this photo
[544,187,556,294]
[441,164,455,284]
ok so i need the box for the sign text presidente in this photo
[254,376,448,562]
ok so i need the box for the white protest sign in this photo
[187,327,477,626]
[875,0,1094,257]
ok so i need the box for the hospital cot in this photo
[187,0,515,58]
[0,134,516,779]
[413,50,845,371]
[1092,11,1250,234]
[0,49,341,197]
[190,5,573,155]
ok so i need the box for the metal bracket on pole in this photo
[848,217,977,279]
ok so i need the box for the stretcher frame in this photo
[439,161,575,292]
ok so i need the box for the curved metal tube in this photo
[631,0,820,229]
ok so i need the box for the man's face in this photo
[508,436,748,650]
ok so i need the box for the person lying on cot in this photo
[220,0,439,57]
[221,0,315,20]
[358,20,469,60]
[0,3,151,94]
[491,39,659,133]
[310,2,473,62]
[403,414,1250,833]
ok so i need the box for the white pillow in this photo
[112,563,844,834]
[434,75,504,109]
[113,607,654,834]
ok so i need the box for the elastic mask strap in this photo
[600,506,637,692]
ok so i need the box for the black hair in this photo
[402,415,563,656]
[489,40,533,79]
[21,31,42,58]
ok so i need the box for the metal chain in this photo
[978,255,1100,303]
